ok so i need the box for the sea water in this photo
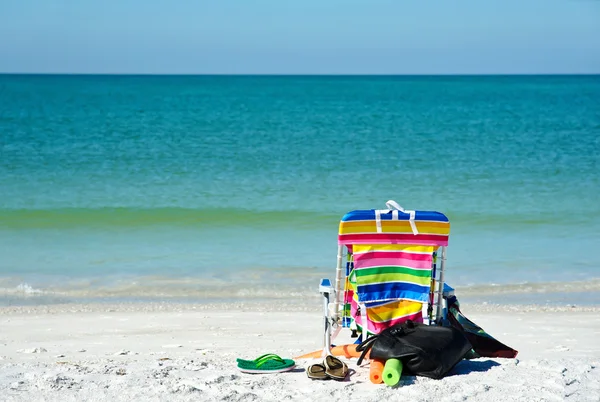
[1,74,599,306]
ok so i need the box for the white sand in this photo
[1,302,599,402]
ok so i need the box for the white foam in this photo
[9,283,45,295]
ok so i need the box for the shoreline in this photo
[1,300,600,315]
[2,276,600,311]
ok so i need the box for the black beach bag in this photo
[356,320,473,379]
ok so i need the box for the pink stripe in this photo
[350,297,359,316]
[354,251,431,261]
[354,256,432,269]
[353,252,433,269]
[344,289,354,304]
[338,233,449,247]
[352,310,424,334]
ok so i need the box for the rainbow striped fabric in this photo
[344,260,426,335]
[338,209,450,247]
[338,205,450,335]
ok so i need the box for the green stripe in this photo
[356,266,431,278]
[355,266,431,286]
[358,272,431,286]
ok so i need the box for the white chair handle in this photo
[385,200,404,211]
[375,200,419,235]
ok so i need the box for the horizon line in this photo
[1,72,600,77]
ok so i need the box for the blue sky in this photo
[0,0,599,74]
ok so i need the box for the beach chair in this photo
[319,200,455,356]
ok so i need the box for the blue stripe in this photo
[341,210,449,223]
[363,299,393,308]
[357,282,430,303]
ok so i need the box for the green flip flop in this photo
[236,353,296,374]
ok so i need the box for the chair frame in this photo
[320,243,452,356]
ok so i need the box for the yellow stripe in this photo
[367,300,423,322]
[342,220,449,229]
[353,244,435,253]
[339,220,450,235]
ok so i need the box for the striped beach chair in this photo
[320,200,454,354]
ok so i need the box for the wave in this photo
[444,210,599,229]
[0,280,321,303]
[0,207,340,230]
[11,283,44,295]
[1,206,596,230]
[2,277,599,302]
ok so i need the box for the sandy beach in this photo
[1,302,599,402]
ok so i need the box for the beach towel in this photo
[342,244,435,336]
[446,296,518,358]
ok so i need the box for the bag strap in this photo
[355,334,379,366]
[355,322,414,365]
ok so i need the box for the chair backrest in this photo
[338,208,450,247]
[337,202,450,335]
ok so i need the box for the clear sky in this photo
[0,0,599,74]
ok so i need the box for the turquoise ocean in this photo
[1,75,599,306]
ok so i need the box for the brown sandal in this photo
[306,363,329,380]
[324,355,348,380]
